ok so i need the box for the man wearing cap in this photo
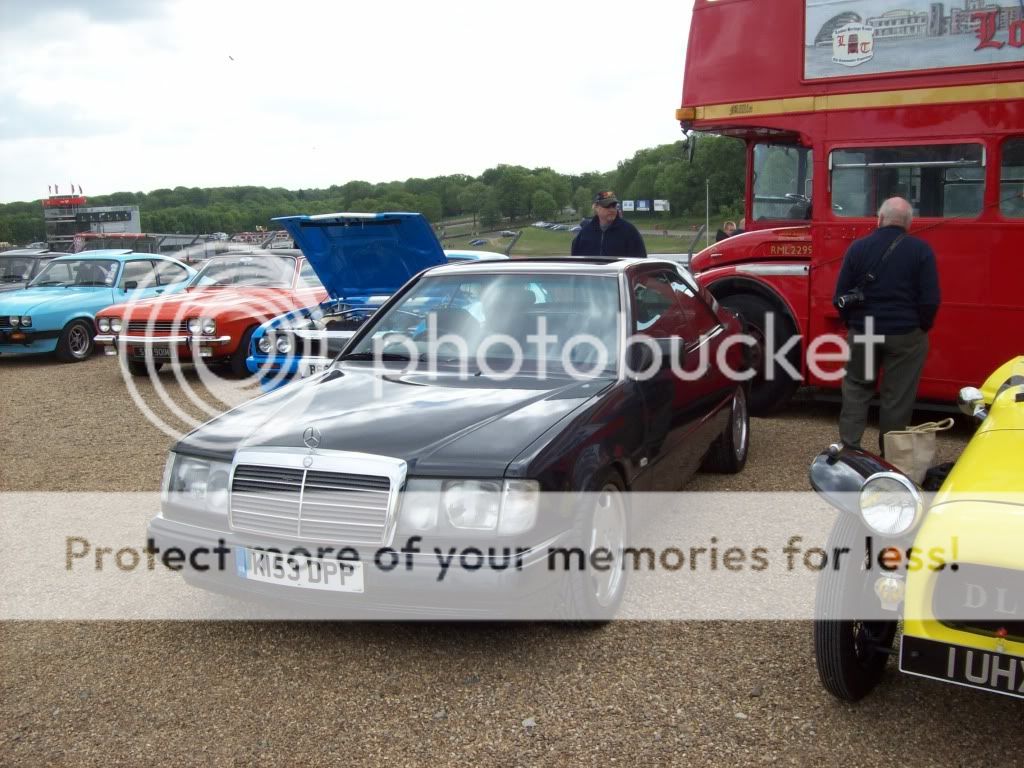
[570,191,648,257]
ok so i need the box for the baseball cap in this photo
[593,191,619,207]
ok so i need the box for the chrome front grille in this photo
[230,463,393,544]
[128,320,183,334]
[0,317,12,329]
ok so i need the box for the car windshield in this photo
[190,255,296,287]
[345,272,621,376]
[0,256,36,283]
[29,259,117,287]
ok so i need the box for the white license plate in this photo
[131,346,172,358]
[300,361,329,378]
[235,547,364,593]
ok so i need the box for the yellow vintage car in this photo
[809,357,1024,701]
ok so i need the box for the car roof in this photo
[0,249,55,257]
[424,257,675,277]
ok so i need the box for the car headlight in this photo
[98,318,110,333]
[275,335,292,355]
[257,335,273,354]
[444,480,502,530]
[109,317,122,333]
[397,478,540,534]
[859,472,923,536]
[162,453,231,516]
[186,318,204,334]
[20,316,31,328]
[498,480,541,535]
[201,318,216,335]
[9,316,20,327]
[399,479,442,532]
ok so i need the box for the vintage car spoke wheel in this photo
[718,294,800,416]
[559,471,629,625]
[56,319,95,363]
[700,386,750,474]
[813,512,898,702]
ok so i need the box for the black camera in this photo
[835,286,865,310]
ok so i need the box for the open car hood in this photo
[274,212,446,300]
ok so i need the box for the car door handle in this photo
[155,288,165,294]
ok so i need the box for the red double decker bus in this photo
[678,0,1023,413]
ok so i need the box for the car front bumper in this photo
[0,327,60,355]
[148,514,569,618]
[95,334,233,359]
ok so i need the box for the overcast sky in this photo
[0,0,693,203]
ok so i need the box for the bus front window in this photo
[751,144,813,221]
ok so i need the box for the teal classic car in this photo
[0,250,195,362]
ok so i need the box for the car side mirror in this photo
[957,386,986,421]
[123,280,138,291]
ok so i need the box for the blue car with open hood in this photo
[247,212,447,388]
[0,250,195,362]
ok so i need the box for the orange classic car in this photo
[94,249,326,376]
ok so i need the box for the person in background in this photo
[570,191,647,257]
[834,197,940,452]
[734,217,746,235]
[715,220,736,242]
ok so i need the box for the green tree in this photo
[530,189,557,220]
[458,181,490,231]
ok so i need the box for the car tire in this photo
[55,319,95,363]
[556,470,629,626]
[127,358,164,377]
[229,326,256,378]
[813,512,898,702]
[701,386,750,473]
[718,294,800,416]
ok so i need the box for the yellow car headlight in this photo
[859,472,923,536]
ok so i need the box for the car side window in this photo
[155,261,189,286]
[630,269,691,339]
[120,260,157,289]
[298,260,324,288]
[670,272,720,339]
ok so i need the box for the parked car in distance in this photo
[0,251,195,362]
[94,249,325,377]
[500,230,518,237]
[468,239,488,246]
[809,356,1024,702]
[0,248,59,293]
[149,257,751,620]
[246,212,449,386]
[570,225,582,233]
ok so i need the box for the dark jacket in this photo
[570,215,647,257]
[715,229,731,242]
[833,225,940,334]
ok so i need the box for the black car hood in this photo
[176,363,611,475]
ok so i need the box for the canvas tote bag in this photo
[883,418,955,484]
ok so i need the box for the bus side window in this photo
[830,144,984,218]
[1000,138,1024,219]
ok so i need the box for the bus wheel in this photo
[719,294,800,415]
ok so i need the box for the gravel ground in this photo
[1,355,1020,766]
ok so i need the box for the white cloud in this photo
[0,0,691,202]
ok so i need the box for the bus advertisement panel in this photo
[805,1,1024,80]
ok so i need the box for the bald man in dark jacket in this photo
[834,197,940,452]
